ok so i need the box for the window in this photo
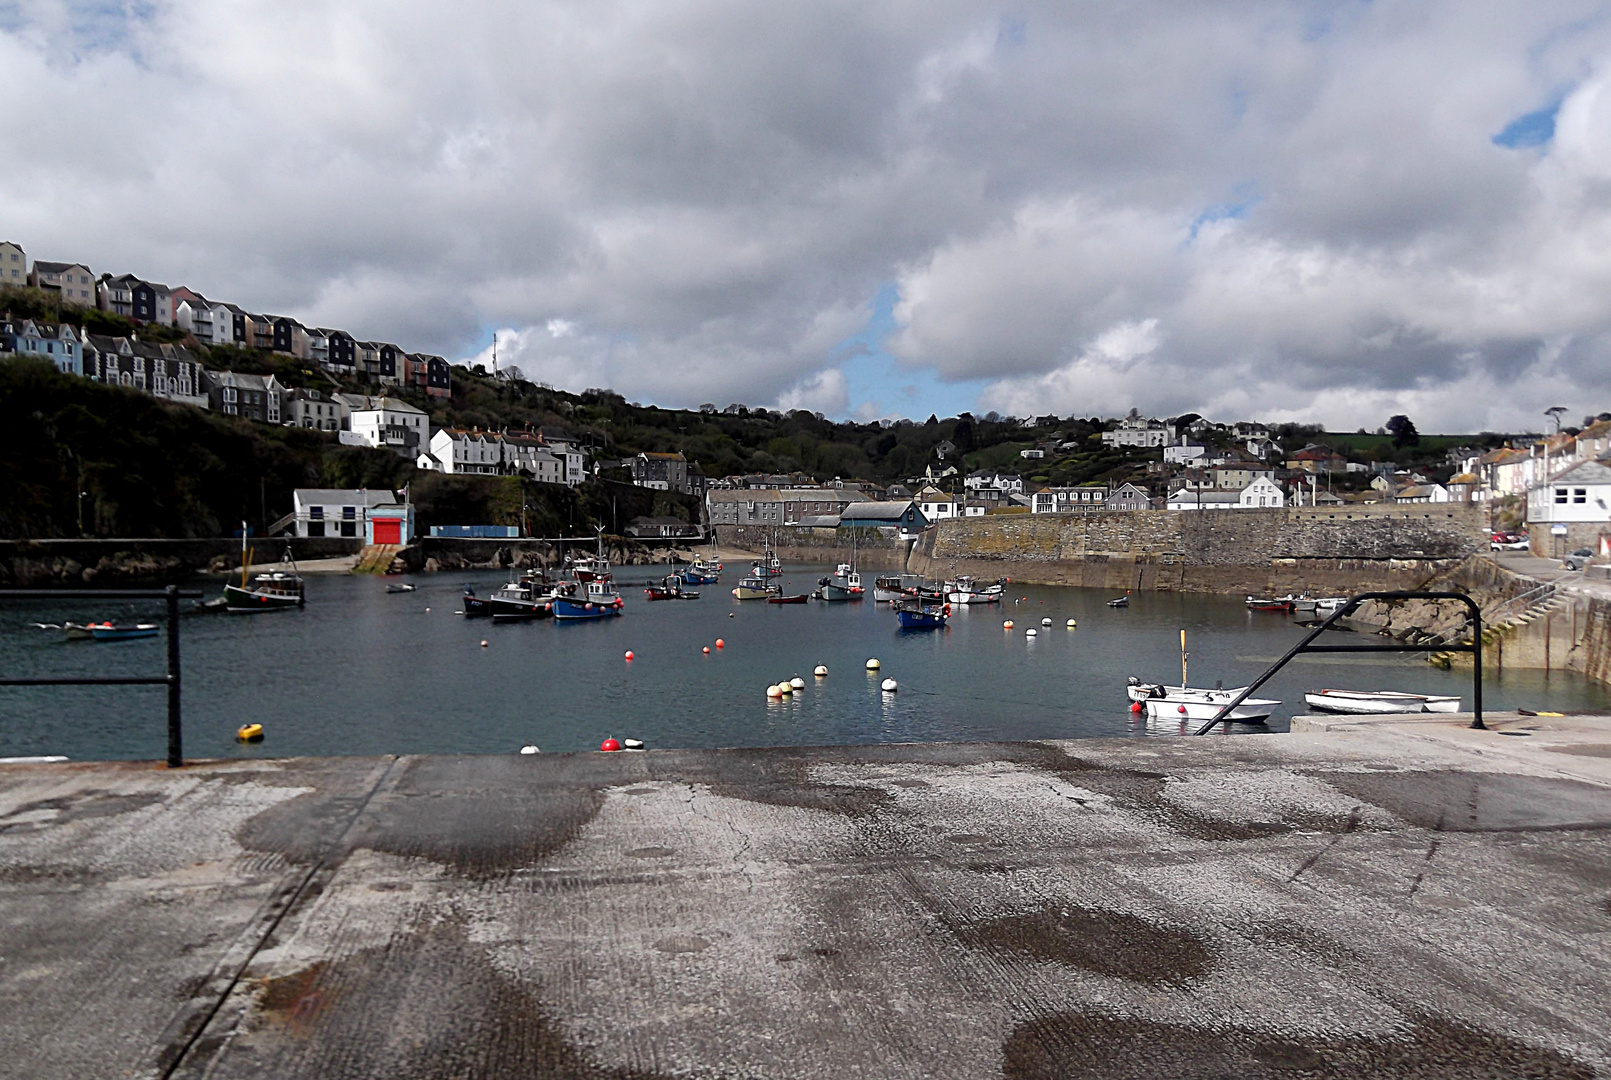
[1555,488,1568,504]
[310,506,323,519]
[1575,488,1587,504]
[343,506,356,519]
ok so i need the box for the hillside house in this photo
[28,261,95,304]
[0,317,82,375]
[1102,410,1171,448]
[0,241,24,284]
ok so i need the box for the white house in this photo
[1101,410,1172,448]
[1163,438,1209,464]
[426,428,503,474]
[338,395,428,458]
[1239,475,1286,508]
[1165,488,1242,510]
[1031,485,1111,513]
[285,387,340,431]
[174,298,237,346]
[964,471,1024,494]
[1527,459,1611,552]
[0,241,24,285]
[1393,483,1451,504]
[916,485,959,520]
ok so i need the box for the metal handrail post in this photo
[166,585,183,767]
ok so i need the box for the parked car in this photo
[1489,532,1530,551]
[1562,547,1595,571]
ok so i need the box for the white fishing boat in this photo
[1314,597,1349,611]
[1303,689,1461,714]
[1126,630,1279,724]
[815,562,865,601]
[945,576,1005,604]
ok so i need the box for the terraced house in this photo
[0,316,82,375]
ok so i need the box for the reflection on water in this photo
[1,565,1606,760]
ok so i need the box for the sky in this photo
[5,1,1611,431]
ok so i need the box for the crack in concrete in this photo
[1288,805,1363,884]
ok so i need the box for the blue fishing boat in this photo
[87,622,160,641]
[680,567,719,585]
[552,538,624,620]
[894,598,949,630]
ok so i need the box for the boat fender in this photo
[236,723,264,742]
[881,678,898,692]
[600,738,622,752]
[519,745,540,755]
[943,604,951,616]
[865,658,880,670]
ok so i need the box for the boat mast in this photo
[1180,629,1188,689]
[240,521,250,588]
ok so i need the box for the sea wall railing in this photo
[0,586,202,767]
[1195,591,1484,735]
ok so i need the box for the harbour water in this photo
[2,563,1606,761]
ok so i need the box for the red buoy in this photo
[1177,705,1188,714]
[1130,702,1143,713]
[702,646,711,654]
[624,651,634,661]
[715,638,725,649]
[600,738,622,752]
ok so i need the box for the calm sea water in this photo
[1,564,1606,761]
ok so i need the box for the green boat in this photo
[224,529,306,612]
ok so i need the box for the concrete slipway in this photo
[0,715,1608,1079]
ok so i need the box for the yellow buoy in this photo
[236,723,264,743]
[1067,618,1077,628]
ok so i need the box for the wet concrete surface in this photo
[1,717,1608,1078]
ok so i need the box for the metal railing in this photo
[0,586,203,766]
[1195,591,1483,735]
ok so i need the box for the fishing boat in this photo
[553,577,625,619]
[731,573,781,600]
[461,585,491,617]
[1288,595,1317,613]
[565,553,609,583]
[945,576,1005,605]
[768,592,810,604]
[895,597,949,629]
[1315,597,1349,611]
[1303,689,1461,714]
[1126,632,1280,723]
[1245,596,1294,612]
[680,566,720,585]
[871,573,918,602]
[757,535,784,576]
[1106,594,1130,608]
[87,622,159,641]
[223,530,305,611]
[815,563,865,601]
[490,579,549,620]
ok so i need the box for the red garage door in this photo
[372,519,401,545]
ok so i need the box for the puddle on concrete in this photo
[625,847,675,859]
[956,906,1212,985]
[653,934,711,954]
[1001,1010,1595,1079]
[1323,770,1611,831]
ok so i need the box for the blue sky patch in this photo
[838,283,987,422]
[1493,100,1561,148]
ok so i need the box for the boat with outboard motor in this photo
[768,592,810,604]
[88,622,160,641]
[1126,630,1280,723]
[945,576,1004,605]
[645,573,700,601]
[490,577,551,620]
[461,585,491,617]
[1303,689,1461,714]
[815,562,864,601]
[1245,596,1294,612]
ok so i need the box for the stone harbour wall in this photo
[0,537,362,587]
[908,505,1489,596]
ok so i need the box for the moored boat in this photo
[87,622,159,641]
[680,567,720,585]
[552,580,625,619]
[1315,597,1349,611]
[1245,596,1294,612]
[815,563,865,601]
[223,530,306,612]
[768,592,810,604]
[645,574,700,600]
[1303,689,1461,714]
[461,585,491,617]
[1106,594,1130,608]
[945,576,1004,605]
[490,579,549,620]
[1141,686,1280,723]
[894,597,949,629]
[873,573,924,603]
[731,574,781,600]
[386,583,417,594]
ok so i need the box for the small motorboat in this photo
[461,585,491,617]
[768,593,810,604]
[1141,686,1279,723]
[490,579,548,620]
[873,573,924,603]
[1315,597,1349,611]
[645,574,700,601]
[35,621,97,640]
[1245,596,1294,612]
[1127,677,1252,704]
[386,583,417,594]
[816,563,865,601]
[1106,595,1130,608]
[87,622,160,641]
[732,574,780,600]
[1303,689,1462,714]
[1288,595,1316,613]
[680,567,720,586]
[895,598,949,629]
[223,533,305,611]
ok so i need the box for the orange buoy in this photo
[715,638,725,649]
[600,738,622,752]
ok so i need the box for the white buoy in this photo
[1003,620,1014,630]
[866,658,881,670]
[1026,627,1038,637]
[623,739,645,751]
[881,678,898,692]
[1067,618,1077,628]
[767,684,783,698]
[1042,617,1052,626]
[519,745,540,755]
[790,676,805,689]
[814,665,828,677]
